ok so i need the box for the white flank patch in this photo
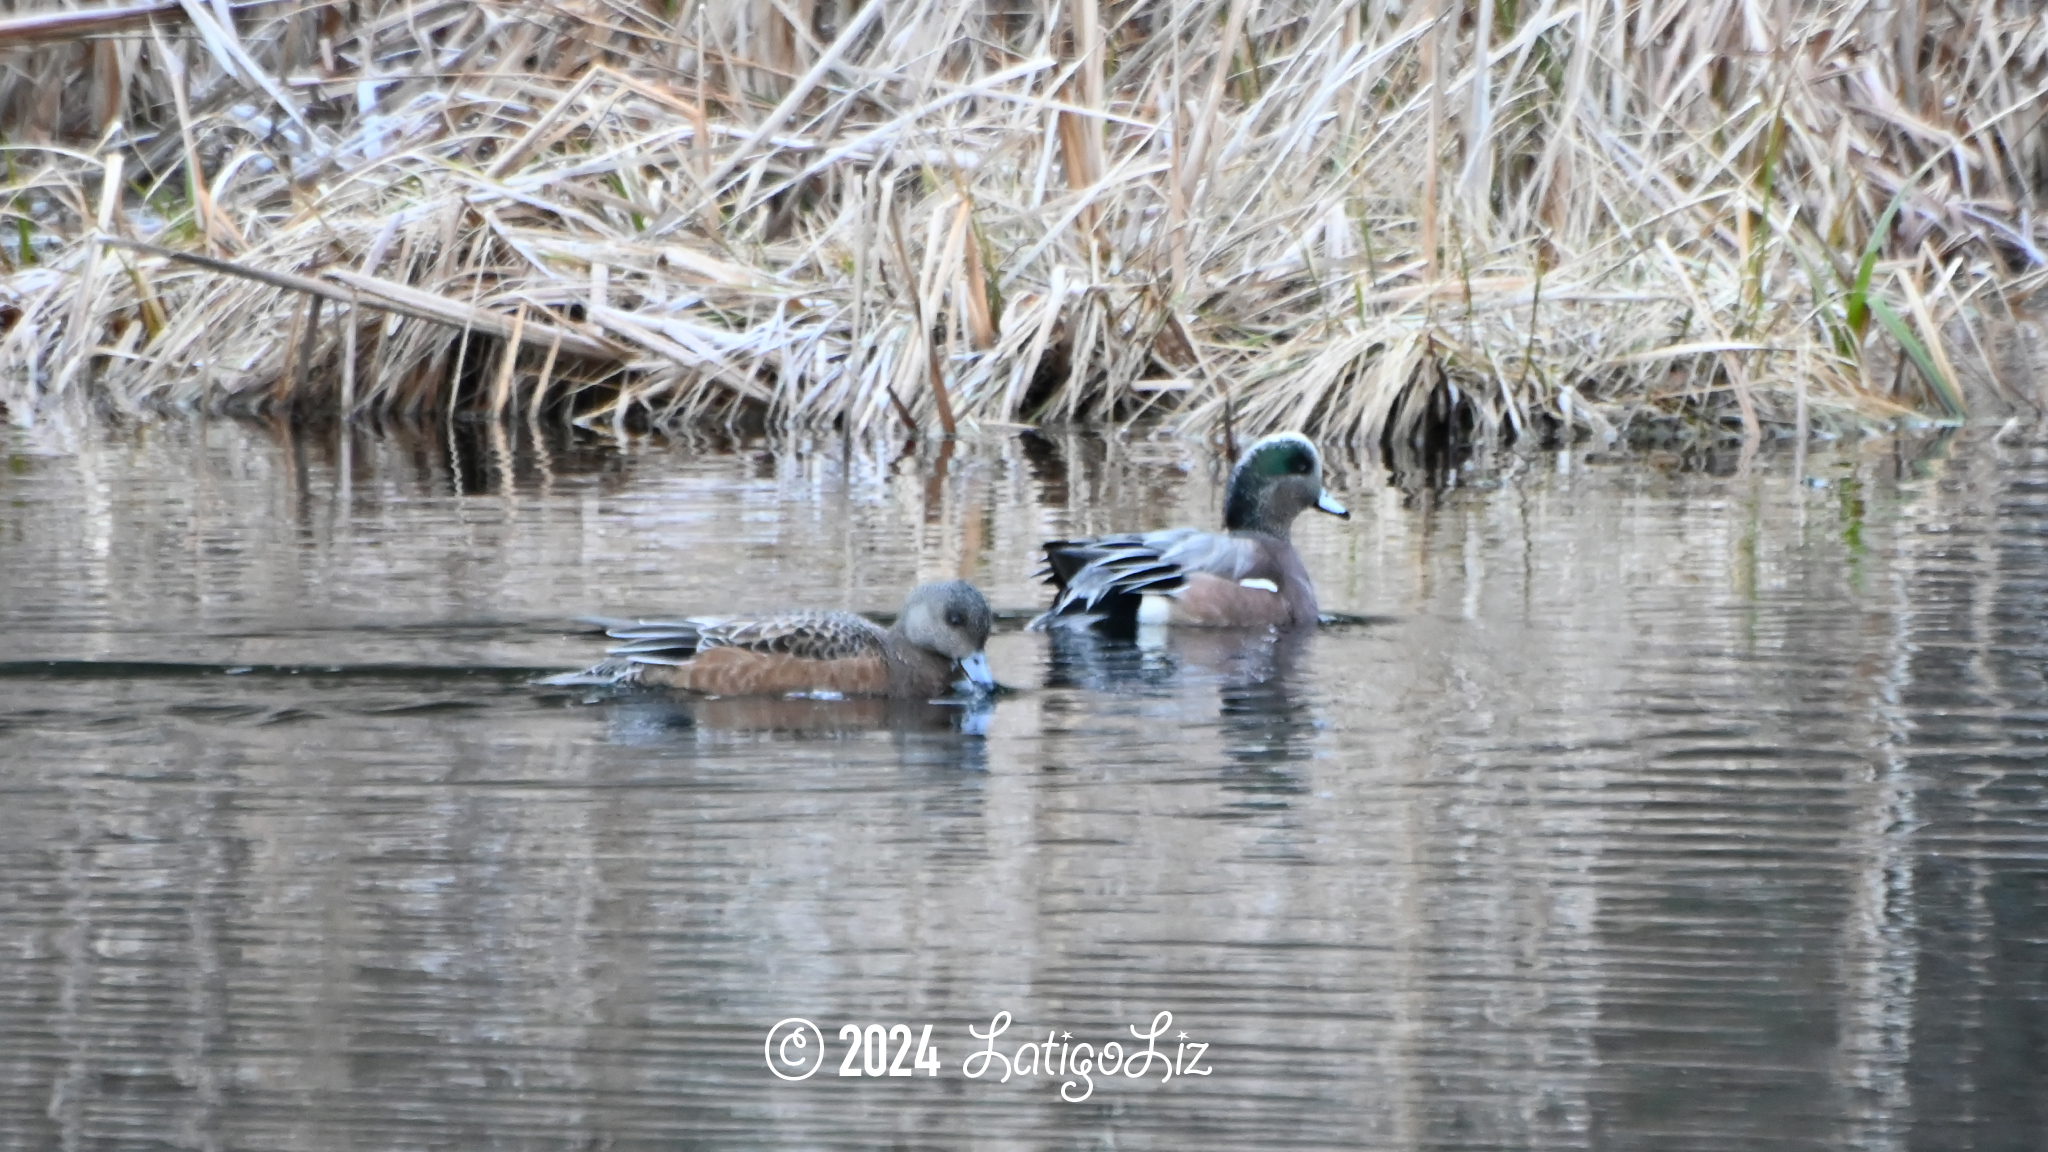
[1137,594,1174,624]
[1239,578,1280,593]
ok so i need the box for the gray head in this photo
[895,580,996,688]
[1222,432,1350,537]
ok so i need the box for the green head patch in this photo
[1226,433,1321,530]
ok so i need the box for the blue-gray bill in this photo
[1316,492,1349,518]
[954,650,995,693]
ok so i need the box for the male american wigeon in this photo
[1031,432,1349,630]
[548,580,995,698]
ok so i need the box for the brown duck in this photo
[549,580,995,698]
[1032,433,1349,631]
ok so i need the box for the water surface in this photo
[2,418,2045,1149]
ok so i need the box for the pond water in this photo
[2,416,2045,1149]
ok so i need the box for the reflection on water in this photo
[2,418,2046,1148]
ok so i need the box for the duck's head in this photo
[1223,432,1349,537]
[897,579,996,689]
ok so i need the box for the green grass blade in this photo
[1868,295,1965,419]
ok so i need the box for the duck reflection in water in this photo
[1045,624,1320,782]
[591,693,995,759]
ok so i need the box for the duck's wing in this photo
[539,611,886,686]
[1149,529,1269,581]
[692,611,890,661]
[1035,528,1267,625]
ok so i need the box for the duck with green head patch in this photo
[1031,433,1349,631]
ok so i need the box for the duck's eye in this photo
[945,610,963,627]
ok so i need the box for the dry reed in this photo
[3,0,2046,453]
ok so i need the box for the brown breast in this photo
[1169,571,1299,628]
[644,646,894,697]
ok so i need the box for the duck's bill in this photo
[955,650,997,692]
[1316,492,1350,518]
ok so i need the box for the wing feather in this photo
[694,611,888,660]
[1035,528,1270,625]
[544,610,888,685]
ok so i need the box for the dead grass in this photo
[3,0,2047,453]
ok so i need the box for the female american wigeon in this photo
[549,580,995,698]
[1031,432,1349,630]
